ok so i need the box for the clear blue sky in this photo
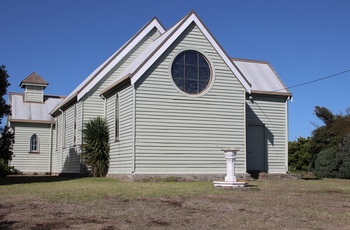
[1,0,350,140]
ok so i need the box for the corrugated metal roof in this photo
[9,93,64,122]
[232,58,291,96]
[20,72,49,88]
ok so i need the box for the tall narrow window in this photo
[63,111,66,148]
[55,118,58,150]
[73,105,77,145]
[30,134,39,153]
[115,94,120,140]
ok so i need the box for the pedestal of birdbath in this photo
[213,148,247,188]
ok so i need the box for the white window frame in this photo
[30,133,39,153]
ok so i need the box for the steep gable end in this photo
[102,11,251,95]
[51,17,166,115]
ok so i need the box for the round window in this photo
[171,50,211,95]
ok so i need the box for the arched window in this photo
[30,134,39,153]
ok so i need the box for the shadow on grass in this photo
[301,177,320,180]
[0,174,87,185]
[0,220,18,230]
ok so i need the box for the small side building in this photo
[8,72,65,173]
[233,58,291,174]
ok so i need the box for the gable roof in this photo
[232,58,292,96]
[101,11,252,95]
[20,72,49,88]
[51,17,166,115]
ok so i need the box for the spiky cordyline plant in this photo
[81,117,110,177]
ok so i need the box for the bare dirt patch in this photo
[1,178,350,229]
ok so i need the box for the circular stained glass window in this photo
[171,50,211,95]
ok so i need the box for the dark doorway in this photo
[247,125,266,175]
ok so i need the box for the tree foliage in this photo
[313,147,339,178]
[0,126,15,177]
[314,106,335,125]
[81,117,110,177]
[288,137,312,171]
[0,65,13,177]
[0,126,15,161]
[0,65,11,125]
[314,134,350,179]
[289,106,350,178]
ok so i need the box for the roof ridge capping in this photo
[51,16,165,115]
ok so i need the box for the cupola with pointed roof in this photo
[20,72,49,103]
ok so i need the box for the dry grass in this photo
[0,177,350,229]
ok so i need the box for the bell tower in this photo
[19,72,48,103]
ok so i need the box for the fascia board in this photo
[192,16,251,93]
[9,119,55,124]
[267,63,292,95]
[130,14,193,85]
[77,19,165,101]
[101,24,178,95]
[100,74,131,95]
[130,13,251,94]
[51,18,165,114]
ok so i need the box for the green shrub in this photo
[337,134,350,179]
[0,159,20,177]
[314,134,350,179]
[0,159,9,177]
[338,158,350,179]
[314,147,338,178]
[81,117,110,177]
[0,126,15,161]
[288,137,312,171]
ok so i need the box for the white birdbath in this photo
[213,148,247,188]
[223,148,238,182]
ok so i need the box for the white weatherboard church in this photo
[8,11,292,179]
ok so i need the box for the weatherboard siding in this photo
[11,122,52,173]
[52,115,62,173]
[25,86,43,102]
[82,28,161,124]
[76,101,83,146]
[134,23,246,174]
[61,105,81,173]
[107,86,134,174]
[246,95,288,173]
[52,28,161,174]
[52,104,81,174]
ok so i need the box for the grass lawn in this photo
[1,176,350,229]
